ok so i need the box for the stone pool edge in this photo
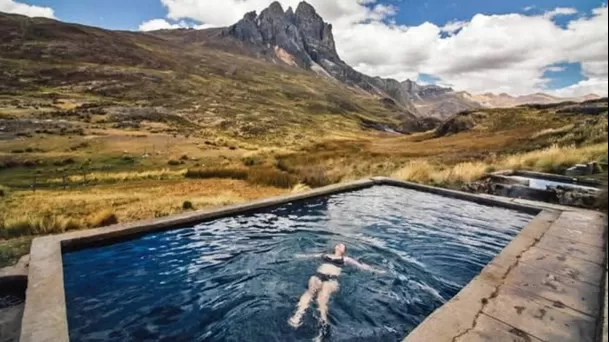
[19,177,544,342]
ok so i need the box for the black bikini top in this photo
[321,254,345,266]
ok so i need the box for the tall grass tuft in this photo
[185,168,248,180]
[247,168,298,189]
[299,167,338,188]
[87,209,119,228]
[391,160,434,184]
[0,214,81,239]
[501,144,608,173]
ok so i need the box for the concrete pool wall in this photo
[19,177,606,342]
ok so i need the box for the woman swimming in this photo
[288,243,385,335]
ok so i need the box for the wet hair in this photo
[335,243,346,254]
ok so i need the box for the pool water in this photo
[63,186,533,342]
[508,176,599,191]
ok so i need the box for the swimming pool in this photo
[63,185,533,342]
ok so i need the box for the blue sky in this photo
[23,0,602,31]
[3,0,608,96]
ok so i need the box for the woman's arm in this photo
[294,253,323,259]
[344,257,386,274]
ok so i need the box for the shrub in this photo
[180,154,189,161]
[247,168,298,188]
[185,168,248,180]
[87,210,118,228]
[11,149,24,154]
[242,156,262,167]
[299,167,336,188]
[0,185,7,197]
[168,159,181,166]
[182,201,194,210]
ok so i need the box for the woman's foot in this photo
[288,314,303,329]
[312,323,330,342]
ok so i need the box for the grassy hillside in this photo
[0,12,607,266]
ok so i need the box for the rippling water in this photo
[63,186,532,342]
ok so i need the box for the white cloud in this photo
[543,7,577,19]
[139,18,188,31]
[143,1,609,96]
[139,18,216,31]
[441,20,467,35]
[523,5,535,12]
[0,0,55,18]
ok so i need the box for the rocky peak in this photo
[285,6,295,21]
[260,1,285,18]
[243,11,257,22]
[295,1,317,17]
[224,0,340,68]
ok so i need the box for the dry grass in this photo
[532,124,575,139]
[50,169,188,184]
[0,179,286,226]
[501,144,608,173]
[185,167,298,189]
[291,183,312,193]
[392,143,608,185]
[0,214,81,239]
[391,160,487,185]
[87,209,119,228]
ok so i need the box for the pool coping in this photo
[492,169,603,187]
[20,177,548,342]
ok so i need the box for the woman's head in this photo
[334,243,346,256]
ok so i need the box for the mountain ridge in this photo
[209,1,597,119]
[0,2,600,123]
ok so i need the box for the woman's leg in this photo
[288,276,322,328]
[316,280,339,326]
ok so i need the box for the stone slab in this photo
[556,211,606,226]
[552,214,607,236]
[545,224,606,248]
[403,264,506,342]
[518,210,560,240]
[519,246,604,286]
[456,313,544,342]
[19,236,68,342]
[483,285,597,342]
[504,263,601,316]
[602,268,608,342]
[535,234,606,265]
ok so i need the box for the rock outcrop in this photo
[223,1,420,115]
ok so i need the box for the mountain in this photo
[1,0,600,131]
[0,9,439,141]
[217,1,424,115]
[466,92,601,108]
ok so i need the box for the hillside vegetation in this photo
[0,12,607,266]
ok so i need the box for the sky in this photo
[1,0,607,97]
